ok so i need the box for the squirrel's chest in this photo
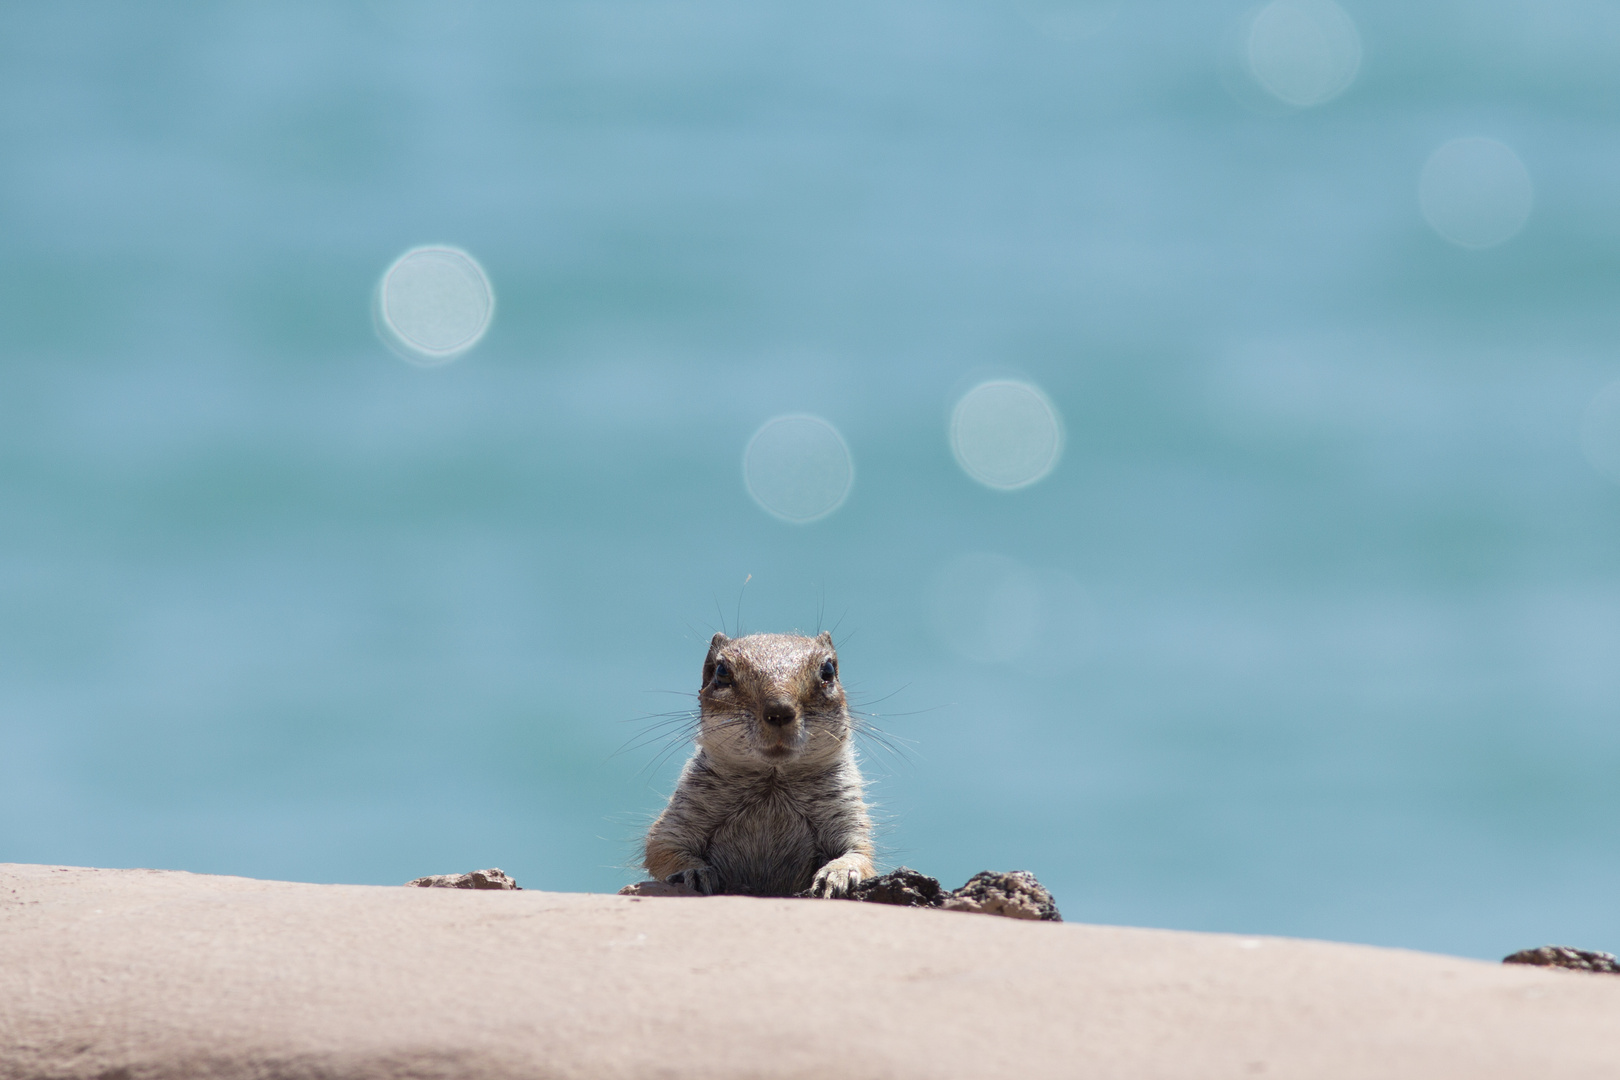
[706,785,821,893]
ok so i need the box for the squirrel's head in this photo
[697,631,850,767]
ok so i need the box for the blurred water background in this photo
[3,0,1619,960]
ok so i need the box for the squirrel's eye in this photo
[820,659,837,682]
[712,660,733,686]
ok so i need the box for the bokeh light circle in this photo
[374,245,495,365]
[931,553,1042,664]
[1580,379,1620,486]
[1419,138,1534,250]
[743,415,854,523]
[950,380,1065,490]
[1246,0,1361,108]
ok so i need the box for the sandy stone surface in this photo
[3,863,1619,1080]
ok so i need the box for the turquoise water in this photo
[3,2,1619,960]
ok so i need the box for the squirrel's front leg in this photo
[645,831,720,895]
[808,852,874,899]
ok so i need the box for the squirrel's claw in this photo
[809,858,865,899]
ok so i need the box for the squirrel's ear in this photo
[815,631,834,648]
[702,633,729,688]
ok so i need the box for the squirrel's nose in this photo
[762,702,797,727]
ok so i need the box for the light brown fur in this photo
[643,631,875,898]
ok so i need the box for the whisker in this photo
[616,722,702,760]
[622,710,701,728]
[853,719,910,748]
[643,739,693,780]
[853,705,948,720]
[856,728,912,760]
[615,710,702,732]
[613,698,704,766]
[845,682,911,709]
[616,728,696,758]
[620,712,701,731]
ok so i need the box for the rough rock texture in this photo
[940,870,1063,922]
[404,868,520,890]
[848,866,947,908]
[1503,946,1620,974]
[5,864,1620,1080]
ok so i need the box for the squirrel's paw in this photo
[808,856,867,899]
[665,866,719,895]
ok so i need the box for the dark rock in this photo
[845,868,1062,922]
[1503,946,1619,974]
[405,868,521,890]
[849,867,947,907]
[941,870,1062,922]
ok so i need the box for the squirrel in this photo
[642,631,875,898]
